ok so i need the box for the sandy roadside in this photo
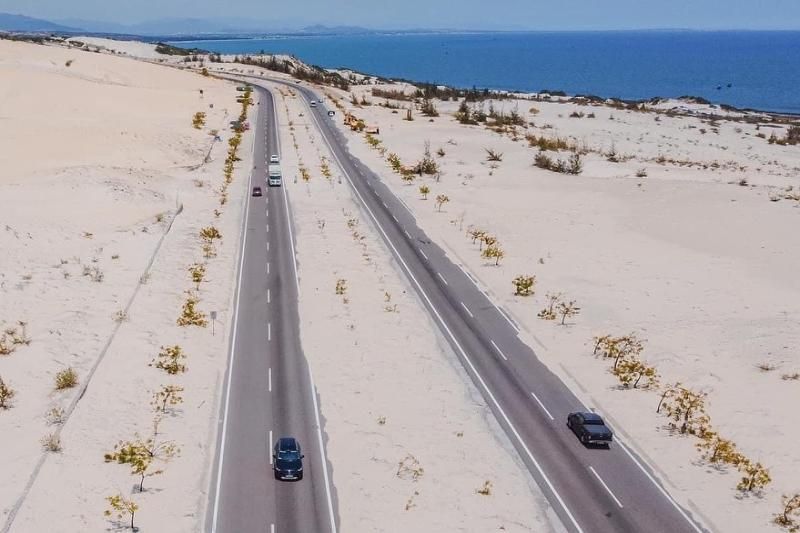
[270,81,556,532]
[0,40,254,531]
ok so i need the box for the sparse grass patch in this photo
[41,433,62,452]
[151,345,187,375]
[0,376,16,409]
[55,368,78,390]
[476,481,493,495]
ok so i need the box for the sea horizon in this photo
[170,30,800,114]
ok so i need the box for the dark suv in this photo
[273,437,304,480]
[567,412,613,446]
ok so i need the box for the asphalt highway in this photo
[205,86,337,533]
[248,75,710,533]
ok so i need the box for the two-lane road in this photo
[205,86,337,533]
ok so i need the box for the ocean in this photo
[170,31,800,114]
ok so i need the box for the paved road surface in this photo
[234,74,711,533]
[205,86,337,533]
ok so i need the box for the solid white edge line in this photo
[530,391,555,421]
[419,248,428,260]
[308,366,338,533]
[615,438,704,533]
[490,339,509,361]
[303,90,584,533]
[437,272,448,285]
[460,301,474,318]
[589,466,624,509]
[210,117,254,533]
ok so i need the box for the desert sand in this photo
[0,39,252,531]
[313,81,800,532]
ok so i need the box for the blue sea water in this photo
[171,31,800,114]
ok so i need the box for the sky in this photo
[3,0,800,30]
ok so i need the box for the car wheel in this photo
[581,434,589,444]
[566,418,572,429]
[274,470,280,480]
[297,472,303,480]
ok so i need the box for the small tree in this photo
[0,376,16,409]
[104,434,180,492]
[152,385,185,413]
[612,357,659,388]
[480,234,497,251]
[177,293,207,327]
[419,185,430,200]
[467,228,486,245]
[512,275,536,296]
[482,244,504,265]
[538,292,561,320]
[188,263,206,289]
[199,226,222,244]
[192,112,206,129]
[151,345,187,375]
[335,279,347,296]
[556,299,580,325]
[435,194,450,212]
[661,387,710,436]
[775,493,800,532]
[656,382,682,413]
[695,432,742,465]
[737,460,771,493]
[105,493,139,530]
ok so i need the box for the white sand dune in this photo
[0,40,251,531]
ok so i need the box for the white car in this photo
[309,101,317,108]
[269,155,279,164]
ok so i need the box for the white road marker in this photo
[589,466,624,509]
[615,438,704,533]
[267,289,271,304]
[382,201,388,208]
[271,524,275,533]
[268,322,272,341]
[308,366,338,533]
[437,272,448,285]
[392,214,399,222]
[530,391,555,421]
[266,241,270,252]
[419,248,428,260]
[267,223,270,233]
[460,301,474,318]
[404,229,412,239]
[210,129,254,533]
[267,262,270,274]
[490,339,508,361]
[268,367,272,392]
[269,430,273,464]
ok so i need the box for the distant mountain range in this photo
[0,12,386,36]
[0,13,79,32]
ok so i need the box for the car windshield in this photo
[278,450,300,460]
[584,418,605,425]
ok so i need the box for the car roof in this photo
[578,412,604,423]
[277,437,299,450]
